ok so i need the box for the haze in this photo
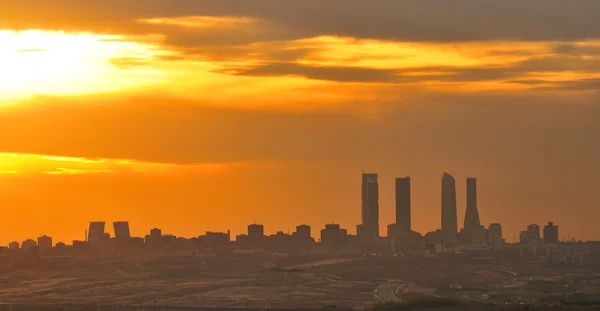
[1,0,599,244]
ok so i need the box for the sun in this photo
[0,30,166,101]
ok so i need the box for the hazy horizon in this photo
[2,0,600,244]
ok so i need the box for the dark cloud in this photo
[551,43,600,56]
[233,62,517,83]
[537,78,600,91]
[217,56,600,85]
[219,62,404,83]
[2,0,600,46]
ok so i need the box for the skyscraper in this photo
[543,222,559,244]
[489,223,503,248]
[464,178,481,230]
[113,221,131,240]
[395,177,411,232]
[88,221,106,243]
[441,172,458,241]
[361,173,379,239]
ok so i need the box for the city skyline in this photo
[2,1,600,248]
[2,1,600,309]
[1,172,583,246]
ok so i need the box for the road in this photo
[373,284,404,303]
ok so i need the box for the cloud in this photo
[1,90,599,167]
[218,57,600,86]
[220,62,404,83]
[3,0,600,46]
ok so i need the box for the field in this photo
[1,253,600,310]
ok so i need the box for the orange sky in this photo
[1,0,600,244]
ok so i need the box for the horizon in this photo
[2,0,600,248]
[0,172,580,245]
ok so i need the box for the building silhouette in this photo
[8,241,19,250]
[295,224,311,239]
[543,222,559,244]
[150,228,162,238]
[113,221,131,240]
[441,172,458,242]
[489,223,503,248]
[37,235,53,250]
[145,228,163,246]
[21,239,37,250]
[520,224,541,244]
[88,222,106,243]
[321,224,348,250]
[464,178,481,230]
[395,177,411,232]
[200,231,231,246]
[248,224,264,238]
[360,173,379,240]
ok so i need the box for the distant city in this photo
[2,172,597,264]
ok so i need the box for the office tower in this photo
[543,222,559,244]
[37,235,53,250]
[464,178,481,230]
[248,224,265,238]
[295,224,311,240]
[441,172,458,241]
[395,177,411,232]
[113,221,131,240]
[88,221,106,243]
[361,173,379,239]
[489,223,503,248]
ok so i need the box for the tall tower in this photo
[395,177,411,232]
[88,222,106,243]
[113,221,131,240]
[441,172,458,241]
[463,178,481,230]
[361,173,379,239]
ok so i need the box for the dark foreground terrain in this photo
[1,253,600,310]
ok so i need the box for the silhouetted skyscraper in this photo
[395,177,411,232]
[88,222,106,243]
[441,172,458,241]
[464,178,481,230]
[361,173,379,239]
[489,223,503,248]
[113,221,131,240]
[543,222,559,244]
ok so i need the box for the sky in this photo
[1,0,600,244]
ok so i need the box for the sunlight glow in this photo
[0,30,167,101]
